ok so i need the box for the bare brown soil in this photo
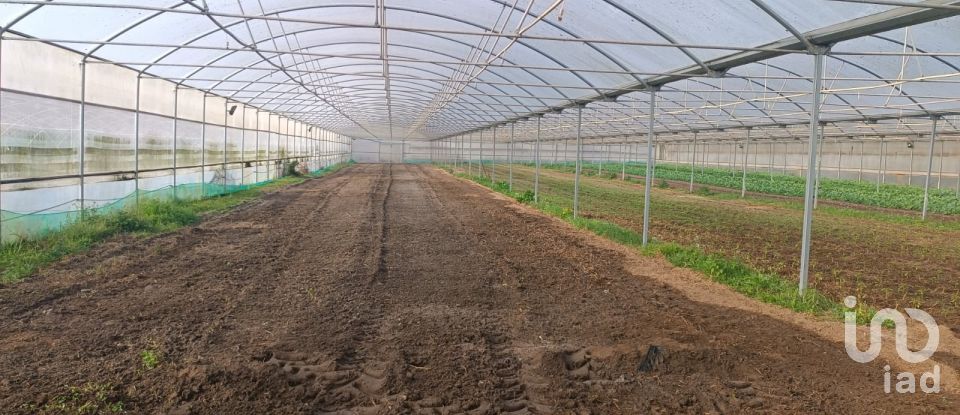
[0,164,955,414]
[522,165,960,328]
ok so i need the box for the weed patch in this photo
[0,162,353,284]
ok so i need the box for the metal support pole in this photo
[690,132,698,192]
[255,110,260,183]
[573,105,583,219]
[858,140,864,182]
[222,100,228,194]
[621,137,627,181]
[509,123,514,191]
[173,87,179,200]
[922,117,939,220]
[837,137,842,179]
[768,142,774,179]
[492,125,497,183]
[877,137,885,191]
[478,130,484,177]
[134,75,141,207]
[201,94,207,197]
[598,138,604,176]
[79,60,87,217]
[741,129,751,198]
[535,116,542,202]
[642,89,657,247]
[881,137,887,185]
[814,123,824,209]
[799,50,825,295]
[267,114,272,180]
[240,106,245,185]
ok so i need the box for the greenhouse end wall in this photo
[0,38,352,243]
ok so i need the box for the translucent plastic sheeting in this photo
[3,0,960,141]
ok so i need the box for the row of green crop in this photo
[450,169,875,324]
[531,161,960,214]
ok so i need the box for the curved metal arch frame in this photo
[212,40,558,121]
[138,21,580,131]
[2,0,959,140]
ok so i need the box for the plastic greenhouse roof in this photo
[2,0,960,143]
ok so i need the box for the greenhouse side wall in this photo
[0,38,353,243]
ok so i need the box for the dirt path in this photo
[0,164,954,413]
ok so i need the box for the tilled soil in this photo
[0,164,954,414]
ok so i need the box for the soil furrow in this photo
[0,164,955,414]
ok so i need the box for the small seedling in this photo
[140,349,161,370]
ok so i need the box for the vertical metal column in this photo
[837,137,842,179]
[573,105,583,219]
[877,136,885,191]
[509,123,514,191]
[858,140,864,182]
[79,60,87,217]
[201,94,207,197]
[598,137,604,176]
[798,50,825,295]
[479,130,484,177]
[267,114,272,180]
[492,125,497,183]
[880,136,887,185]
[254,110,260,183]
[689,132,698,192]
[134,75,141,207]
[534,116,541,202]
[173,87,179,200]
[741,128,751,198]
[768,142,774,179]
[222,100,228,194]
[240,106,246,185]
[814,123,824,209]
[621,136,627,181]
[642,89,657,247]
[922,116,939,220]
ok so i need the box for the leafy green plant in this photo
[544,161,960,214]
[140,349,160,370]
[515,190,535,204]
[25,383,125,414]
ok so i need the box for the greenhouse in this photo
[1,0,959,413]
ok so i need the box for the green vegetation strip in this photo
[455,169,873,323]
[0,162,353,284]
[538,161,960,215]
